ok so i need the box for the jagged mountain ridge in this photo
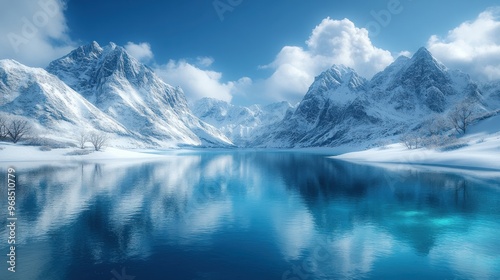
[252,48,489,148]
[1,44,497,149]
[46,42,232,147]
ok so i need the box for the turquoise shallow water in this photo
[1,151,499,280]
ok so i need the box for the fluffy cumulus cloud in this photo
[306,18,394,74]
[161,17,396,105]
[124,42,154,63]
[0,0,75,67]
[254,17,395,103]
[155,60,251,103]
[427,8,500,81]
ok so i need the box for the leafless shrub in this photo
[78,131,88,149]
[400,131,422,150]
[89,132,109,151]
[7,119,31,143]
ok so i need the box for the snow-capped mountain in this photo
[0,59,132,141]
[253,48,488,148]
[291,65,368,130]
[191,98,294,145]
[1,44,497,150]
[252,65,378,147]
[46,42,232,147]
[370,47,481,113]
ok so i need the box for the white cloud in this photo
[124,42,154,63]
[196,56,215,67]
[252,17,395,104]
[427,7,500,81]
[125,49,247,103]
[154,59,251,103]
[306,18,394,74]
[0,0,75,67]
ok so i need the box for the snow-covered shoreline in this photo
[0,142,166,163]
[333,138,500,172]
[0,142,346,163]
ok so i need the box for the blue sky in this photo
[1,0,500,105]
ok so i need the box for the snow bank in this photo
[0,142,163,163]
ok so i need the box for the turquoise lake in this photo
[1,151,499,279]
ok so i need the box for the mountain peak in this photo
[62,41,103,62]
[0,59,22,68]
[407,46,447,72]
[330,64,354,72]
[314,64,366,92]
[85,41,103,53]
[410,47,445,69]
[326,64,359,80]
[90,41,101,50]
[394,55,411,64]
[413,47,432,59]
[72,41,122,60]
[108,42,117,49]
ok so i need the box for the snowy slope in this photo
[0,59,134,143]
[47,42,232,147]
[191,97,293,145]
[255,48,490,148]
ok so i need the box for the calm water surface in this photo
[1,151,499,280]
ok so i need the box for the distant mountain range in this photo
[1,43,499,149]
[249,48,498,148]
[191,98,294,146]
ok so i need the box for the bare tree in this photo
[449,101,475,135]
[78,131,88,149]
[7,119,31,143]
[400,131,422,150]
[89,132,109,151]
[400,133,413,149]
[0,115,8,140]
